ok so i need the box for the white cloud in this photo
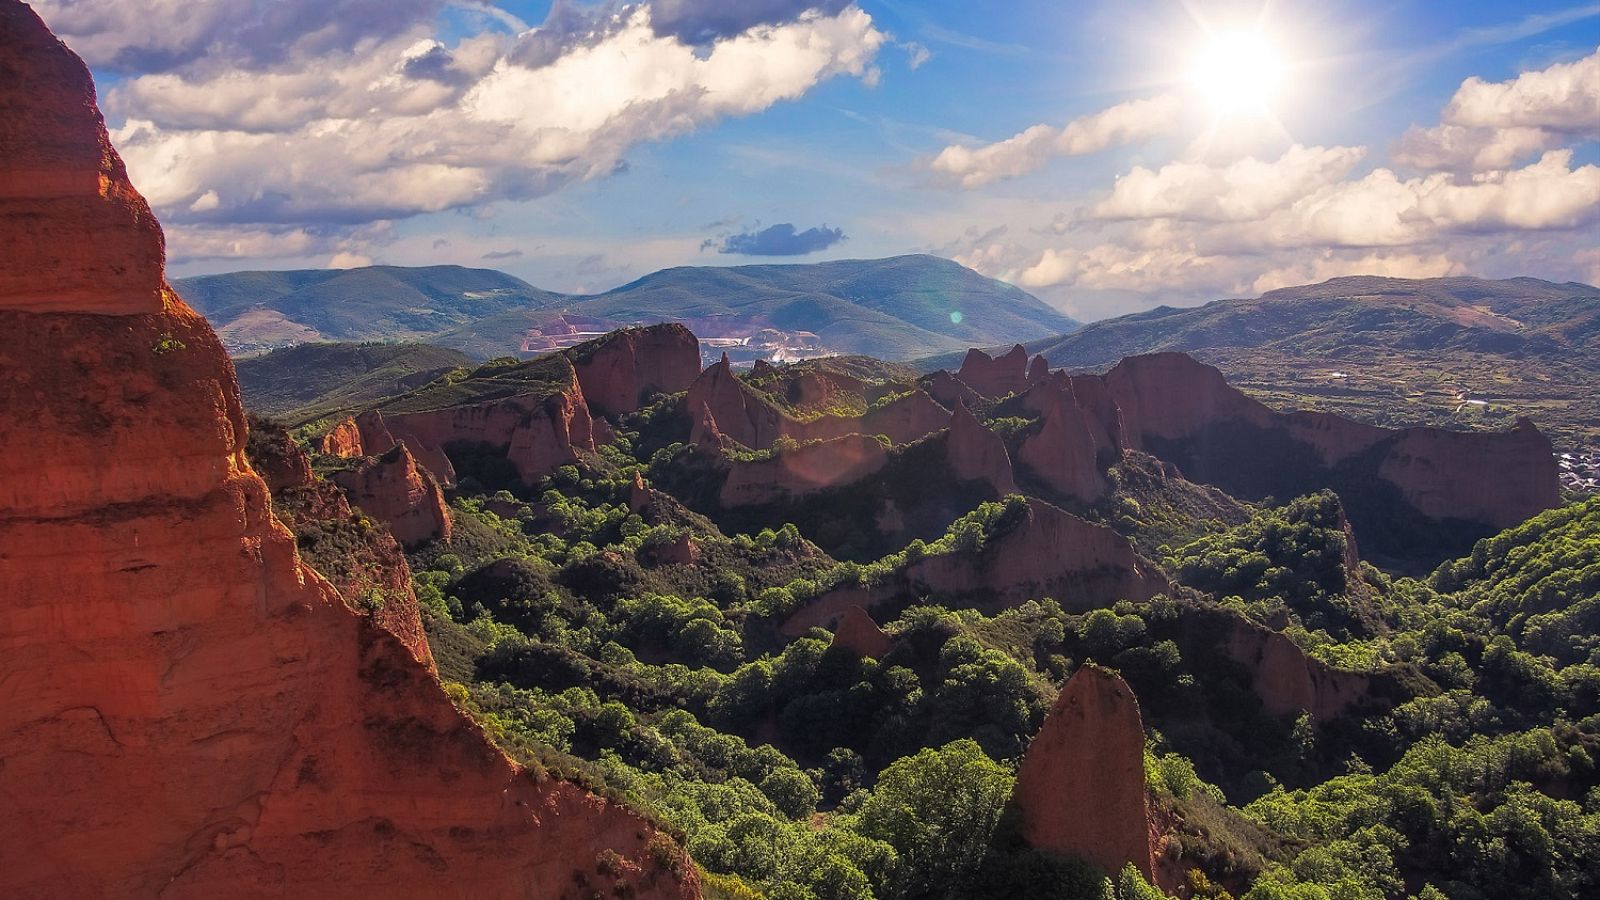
[1443,46,1600,132]
[1392,123,1557,171]
[925,94,1183,188]
[103,6,885,230]
[1091,145,1367,223]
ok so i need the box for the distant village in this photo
[1559,448,1599,494]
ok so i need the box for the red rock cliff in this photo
[317,416,366,458]
[1100,353,1561,532]
[720,434,890,507]
[947,399,1018,495]
[830,606,894,660]
[1014,665,1156,881]
[956,344,1036,398]
[0,2,163,315]
[0,6,697,896]
[571,323,702,417]
[1018,380,1111,504]
[332,443,454,548]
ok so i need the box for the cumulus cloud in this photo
[926,95,1183,188]
[715,223,846,255]
[1444,46,1600,132]
[1392,48,1599,172]
[100,5,885,231]
[1092,145,1368,223]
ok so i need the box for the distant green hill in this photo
[235,341,473,425]
[571,254,1078,360]
[176,265,566,354]
[927,275,1600,452]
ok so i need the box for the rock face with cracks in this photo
[1013,664,1156,881]
[0,6,698,897]
[331,442,454,548]
[571,323,702,417]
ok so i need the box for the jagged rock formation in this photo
[687,356,948,451]
[245,419,435,668]
[687,354,786,449]
[721,434,890,507]
[318,416,365,458]
[830,606,894,660]
[331,443,454,548]
[923,368,982,410]
[0,4,163,315]
[782,499,1168,634]
[570,324,701,417]
[0,7,697,895]
[1098,353,1561,539]
[947,400,1018,495]
[1223,621,1372,722]
[956,344,1045,399]
[376,354,598,487]
[1014,665,1156,881]
[1018,380,1111,503]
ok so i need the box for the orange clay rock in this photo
[1018,380,1112,504]
[0,1,163,315]
[0,5,698,896]
[317,416,365,458]
[571,323,702,417]
[946,399,1017,495]
[1014,664,1156,881]
[830,606,894,660]
[956,344,1032,398]
[331,442,454,548]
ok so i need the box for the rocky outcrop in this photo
[0,9,697,895]
[721,434,889,507]
[1099,353,1562,536]
[1014,665,1155,881]
[923,369,982,410]
[1018,381,1111,504]
[782,499,1168,634]
[332,443,454,548]
[379,357,597,487]
[688,356,947,451]
[830,606,894,660]
[0,3,164,315]
[1378,417,1559,530]
[629,470,654,514]
[947,400,1017,495]
[686,354,785,449]
[1224,620,1371,722]
[245,420,435,668]
[956,345,1034,398]
[571,323,702,417]
[318,416,365,458]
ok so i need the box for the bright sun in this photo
[1189,29,1288,115]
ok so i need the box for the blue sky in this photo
[36,0,1600,319]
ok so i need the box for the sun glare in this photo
[1189,29,1288,116]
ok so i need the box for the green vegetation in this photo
[235,340,472,424]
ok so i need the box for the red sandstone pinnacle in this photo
[947,399,1018,495]
[924,369,982,410]
[686,354,784,449]
[1018,382,1110,504]
[830,606,894,660]
[1224,621,1370,722]
[0,7,697,896]
[629,470,653,514]
[1014,664,1155,881]
[572,324,702,417]
[0,1,164,314]
[1028,354,1050,384]
[318,416,365,458]
[956,343,1032,398]
[332,442,454,548]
